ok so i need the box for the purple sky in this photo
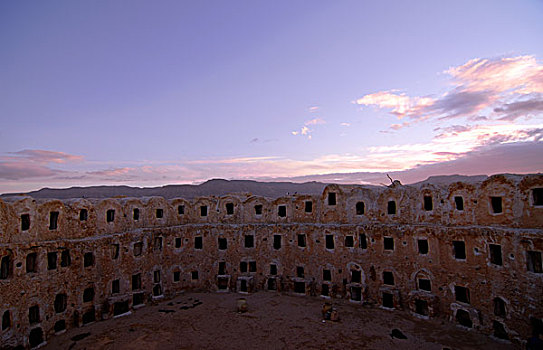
[1,0,542,193]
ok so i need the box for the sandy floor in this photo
[44,292,516,350]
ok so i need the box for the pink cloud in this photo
[292,118,326,139]
[305,118,326,126]
[445,55,543,95]
[7,149,84,163]
[0,161,60,180]
[355,91,434,119]
[355,55,543,126]
[87,167,136,177]
[0,149,83,181]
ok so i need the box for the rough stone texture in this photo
[0,174,542,348]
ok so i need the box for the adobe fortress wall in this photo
[0,174,542,348]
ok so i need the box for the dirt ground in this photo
[44,292,516,350]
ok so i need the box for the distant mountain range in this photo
[0,179,330,199]
[0,174,503,200]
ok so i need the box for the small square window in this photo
[294,281,305,294]
[191,271,199,280]
[267,278,276,290]
[526,251,542,273]
[383,271,394,285]
[304,201,313,213]
[345,235,354,248]
[154,236,163,251]
[493,321,508,339]
[49,211,59,230]
[240,280,248,292]
[455,285,470,304]
[327,192,336,206]
[226,203,234,215]
[356,201,364,215]
[387,201,396,215]
[273,235,281,250]
[153,285,162,298]
[79,209,88,221]
[2,310,10,330]
[533,188,543,206]
[83,287,94,302]
[1,255,11,279]
[453,241,466,260]
[494,297,506,317]
[132,273,142,290]
[106,209,115,222]
[382,292,393,308]
[60,250,71,267]
[323,269,331,281]
[113,302,129,317]
[359,233,367,249]
[194,237,203,250]
[454,196,464,211]
[297,234,306,248]
[270,264,277,275]
[490,196,503,214]
[321,284,329,296]
[111,244,119,259]
[200,205,208,217]
[254,205,263,215]
[28,305,40,324]
[415,299,429,316]
[244,235,254,248]
[178,205,185,215]
[384,237,394,251]
[47,252,57,270]
[112,279,120,294]
[82,310,95,324]
[351,270,361,283]
[296,266,304,278]
[26,253,37,273]
[418,239,429,254]
[21,214,30,231]
[156,209,163,219]
[423,196,433,211]
[278,205,286,217]
[325,235,334,249]
[83,252,94,267]
[489,244,502,265]
[133,208,140,221]
[133,292,145,306]
[218,237,227,250]
[418,278,431,291]
[218,262,226,275]
[133,242,143,256]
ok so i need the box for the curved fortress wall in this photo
[0,174,542,347]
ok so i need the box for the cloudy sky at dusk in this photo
[1,0,542,193]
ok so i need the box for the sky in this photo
[1,0,542,193]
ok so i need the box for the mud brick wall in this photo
[1,174,542,348]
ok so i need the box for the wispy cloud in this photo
[305,118,326,126]
[0,150,83,180]
[292,118,326,139]
[355,55,543,128]
[7,150,84,164]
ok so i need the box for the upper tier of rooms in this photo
[1,174,542,243]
